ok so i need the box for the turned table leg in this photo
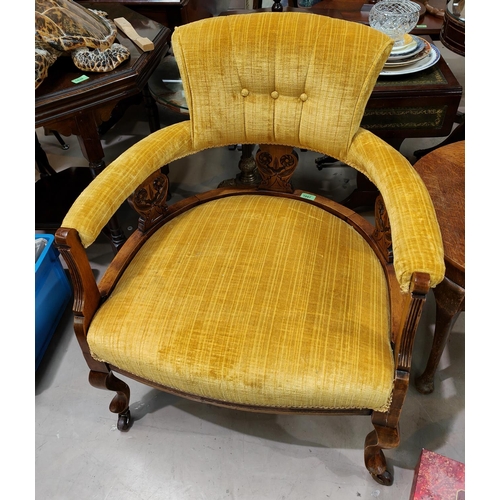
[76,111,127,254]
[218,144,261,188]
[142,83,161,133]
[35,133,57,177]
[415,276,465,394]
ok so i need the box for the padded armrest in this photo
[61,115,444,294]
[62,121,195,248]
[344,128,445,292]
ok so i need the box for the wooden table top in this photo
[412,141,465,282]
[226,0,447,36]
[301,0,446,36]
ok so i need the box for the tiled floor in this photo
[35,35,465,499]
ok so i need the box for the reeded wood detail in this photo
[256,144,298,193]
[373,195,393,264]
[129,169,169,232]
[395,272,431,372]
[55,228,108,372]
[364,273,431,485]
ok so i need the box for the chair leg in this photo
[89,370,132,431]
[364,420,399,486]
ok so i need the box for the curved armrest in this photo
[62,121,195,248]
[344,129,445,292]
[54,227,105,371]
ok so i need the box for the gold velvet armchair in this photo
[55,12,445,485]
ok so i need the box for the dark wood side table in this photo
[311,0,446,38]
[35,3,170,252]
[80,1,273,29]
[414,0,465,158]
[75,0,190,32]
[231,0,447,37]
[413,141,465,394]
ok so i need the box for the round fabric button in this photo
[241,88,249,97]
[271,91,279,99]
[300,93,308,102]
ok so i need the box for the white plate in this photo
[388,36,425,60]
[390,34,414,50]
[379,44,441,76]
[384,39,432,67]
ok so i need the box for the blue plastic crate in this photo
[35,234,72,370]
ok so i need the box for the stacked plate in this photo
[380,33,441,76]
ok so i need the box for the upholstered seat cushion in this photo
[88,195,394,411]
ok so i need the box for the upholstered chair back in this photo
[172,13,393,159]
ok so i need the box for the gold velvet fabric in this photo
[58,12,449,414]
[173,13,392,155]
[62,13,444,293]
[88,196,394,411]
[345,129,445,290]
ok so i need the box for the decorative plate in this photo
[388,35,425,59]
[384,39,432,67]
[379,44,440,76]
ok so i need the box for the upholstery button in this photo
[300,93,308,102]
[271,91,279,99]
[241,88,249,97]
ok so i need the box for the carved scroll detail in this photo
[128,169,169,232]
[256,144,298,193]
[373,195,393,263]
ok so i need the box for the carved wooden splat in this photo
[373,195,393,264]
[128,169,169,232]
[256,144,298,193]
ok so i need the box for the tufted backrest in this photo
[172,12,393,159]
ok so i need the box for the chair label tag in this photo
[300,193,316,201]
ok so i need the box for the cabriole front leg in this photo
[364,372,411,486]
[364,420,399,486]
[89,370,132,431]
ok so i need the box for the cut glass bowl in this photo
[369,0,421,47]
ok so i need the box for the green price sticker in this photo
[71,75,90,84]
[300,193,316,201]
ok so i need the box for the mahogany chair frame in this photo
[56,143,431,486]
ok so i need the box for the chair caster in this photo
[370,470,393,486]
[117,409,131,431]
